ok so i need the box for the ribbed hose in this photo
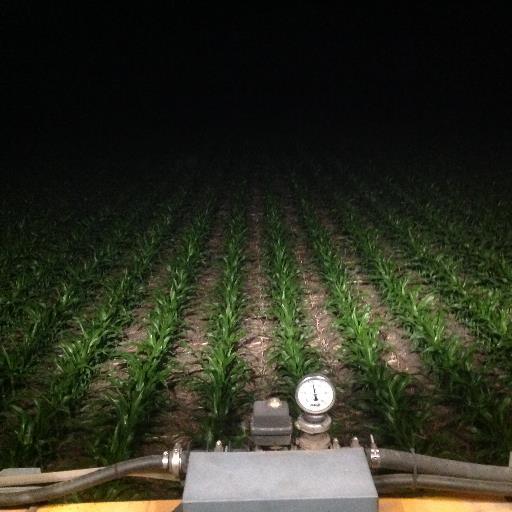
[0,455,163,507]
[368,448,512,482]
[374,473,512,497]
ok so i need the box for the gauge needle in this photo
[312,383,319,401]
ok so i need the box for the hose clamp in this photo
[369,435,381,469]
[162,444,183,477]
[162,450,170,471]
[170,443,183,477]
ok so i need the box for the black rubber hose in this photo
[368,448,512,482]
[0,455,163,507]
[374,473,512,497]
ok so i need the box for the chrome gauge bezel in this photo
[295,374,336,415]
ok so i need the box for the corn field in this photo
[1,155,511,498]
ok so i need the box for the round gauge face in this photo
[295,374,335,414]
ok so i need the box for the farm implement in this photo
[1,374,511,511]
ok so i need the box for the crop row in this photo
[1,191,189,467]
[297,191,426,449]
[345,174,512,382]
[0,196,144,324]
[379,176,512,291]
[422,174,512,246]
[94,197,215,463]
[0,189,188,408]
[263,196,320,400]
[0,186,136,289]
[393,172,512,255]
[378,207,512,377]
[194,196,249,447]
[332,198,512,462]
[0,212,140,397]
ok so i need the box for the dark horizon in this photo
[3,3,512,171]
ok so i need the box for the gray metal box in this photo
[250,399,292,446]
[182,448,378,512]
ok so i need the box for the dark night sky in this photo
[2,2,511,161]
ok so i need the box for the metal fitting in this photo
[296,432,331,450]
[163,443,185,477]
[369,434,381,469]
[295,413,332,435]
[350,436,360,448]
[171,443,183,476]
[162,450,170,470]
[267,397,282,409]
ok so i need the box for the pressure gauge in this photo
[295,374,335,415]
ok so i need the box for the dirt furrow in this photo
[319,209,427,379]
[275,194,370,443]
[137,205,228,455]
[238,190,276,400]
[314,204,474,453]
[283,204,345,378]
[360,219,478,352]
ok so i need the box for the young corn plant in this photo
[342,173,512,386]
[1,206,116,320]
[380,176,512,290]
[97,199,214,463]
[194,200,250,447]
[404,172,512,254]
[381,175,512,299]
[263,197,320,400]
[374,204,512,383]
[0,191,186,407]
[3,197,186,468]
[297,194,427,450]
[340,203,512,460]
[335,203,512,462]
